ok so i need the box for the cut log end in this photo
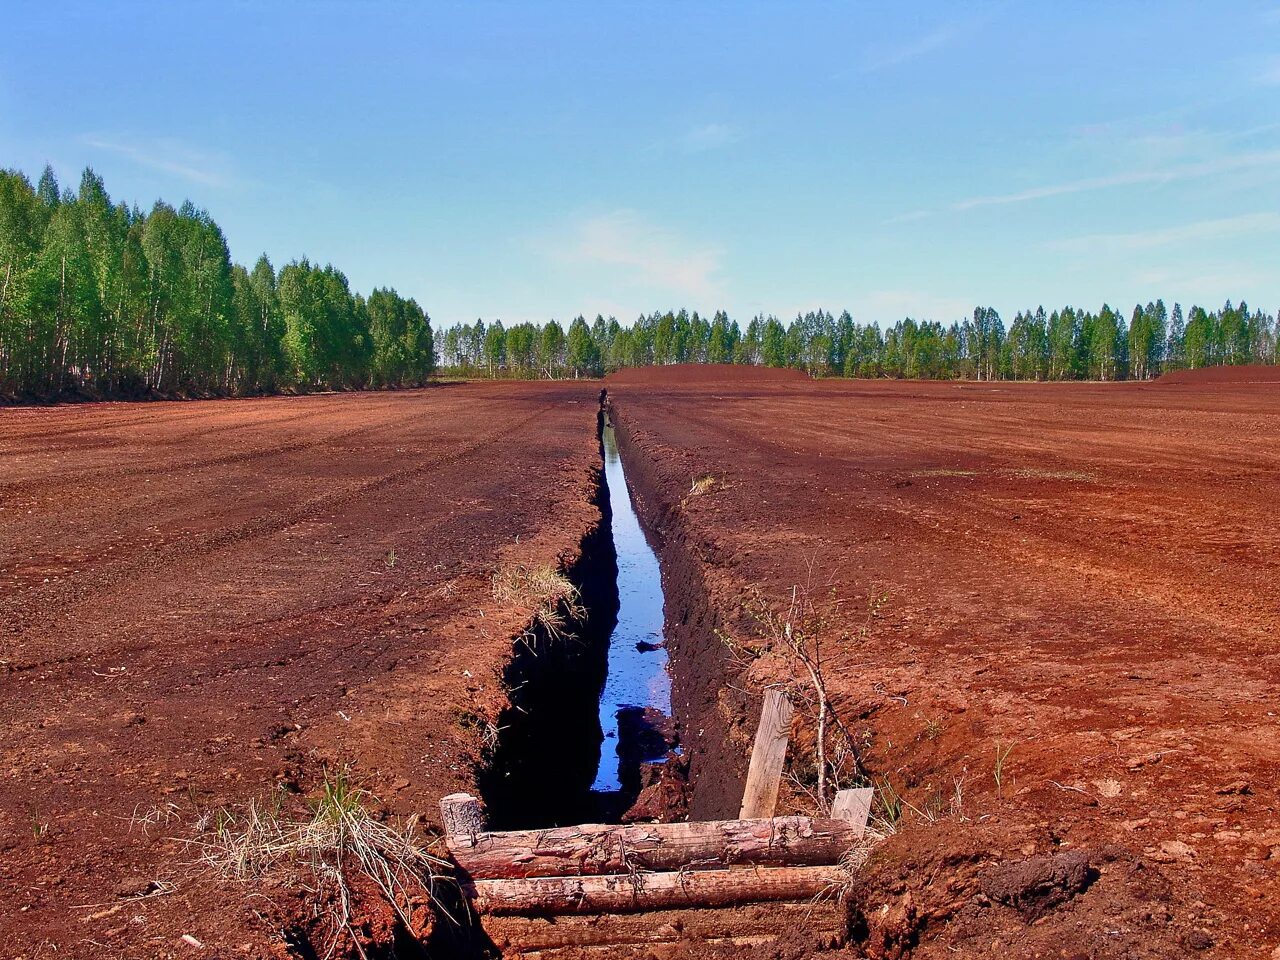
[441,793,487,844]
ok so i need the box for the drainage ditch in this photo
[478,397,681,829]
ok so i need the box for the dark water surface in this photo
[591,420,672,793]
[479,416,672,828]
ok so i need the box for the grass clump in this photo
[491,563,585,640]
[993,740,1015,796]
[190,767,451,956]
[688,473,718,497]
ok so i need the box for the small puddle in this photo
[590,418,673,796]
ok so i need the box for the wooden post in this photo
[830,787,874,831]
[739,688,794,819]
[440,793,486,842]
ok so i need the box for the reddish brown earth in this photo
[607,363,810,385]
[1157,364,1280,385]
[0,383,603,958]
[607,367,1280,959]
[5,369,1279,959]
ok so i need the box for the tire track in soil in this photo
[0,396,421,495]
[0,401,558,668]
[0,390,423,444]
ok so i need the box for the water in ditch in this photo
[479,411,675,829]
[590,418,673,795]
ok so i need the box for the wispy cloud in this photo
[882,209,932,225]
[1128,265,1268,294]
[1048,212,1280,254]
[82,135,232,188]
[954,149,1280,211]
[542,210,725,302]
[862,23,960,72]
[1258,58,1280,85]
[682,123,738,153]
[885,148,1280,224]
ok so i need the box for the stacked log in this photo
[466,863,846,915]
[483,902,847,953]
[447,811,866,879]
[440,789,872,916]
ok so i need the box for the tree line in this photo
[5,165,1274,398]
[0,166,434,400]
[437,301,1278,381]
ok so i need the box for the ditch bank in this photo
[477,398,691,829]
[477,405,619,829]
[475,393,746,831]
[603,394,757,821]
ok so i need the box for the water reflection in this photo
[591,421,672,792]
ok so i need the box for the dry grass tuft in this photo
[189,768,451,958]
[688,473,718,497]
[491,563,585,640]
[838,821,891,875]
[812,823,892,904]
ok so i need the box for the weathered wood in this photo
[830,787,874,831]
[447,814,866,879]
[466,864,845,915]
[440,793,486,841]
[483,901,846,951]
[739,688,794,819]
[516,937,780,958]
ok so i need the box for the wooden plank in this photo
[738,688,794,819]
[447,814,866,879]
[466,864,844,915]
[830,787,874,831]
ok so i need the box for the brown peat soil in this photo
[3,368,1278,959]
[606,366,1280,959]
[0,382,603,958]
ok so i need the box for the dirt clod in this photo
[978,850,1097,920]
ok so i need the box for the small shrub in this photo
[29,803,48,841]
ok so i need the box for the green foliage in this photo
[566,315,600,377]
[0,166,432,398]
[434,300,1276,382]
[4,165,1273,395]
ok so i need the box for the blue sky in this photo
[3,2,1279,327]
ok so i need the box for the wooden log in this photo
[483,900,846,951]
[516,936,778,958]
[440,793,486,841]
[739,688,794,819]
[447,814,865,879]
[466,864,845,915]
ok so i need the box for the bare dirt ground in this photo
[5,370,1278,959]
[0,383,603,958]
[607,367,1280,959]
